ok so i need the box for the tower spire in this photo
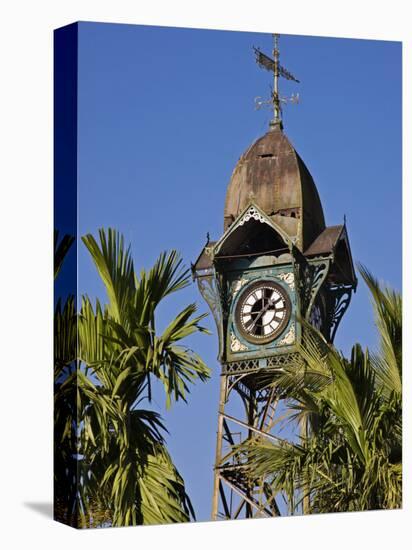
[272,33,281,128]
[254,33,300,130]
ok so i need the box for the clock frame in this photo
[234,279,291,344]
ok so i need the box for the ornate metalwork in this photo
[298,259,330,320]
[222,352,301,375]
[307,261,329,315]
[296,259,311,315]
[227,374,252,399]
[254,34,300,128]
[277,323,295,346]
[223,359,260,375]
[277,271,295,290]
[326,283,354,343]
[230,332,248,352]
[197,273,225,359]
[238,205,268,227]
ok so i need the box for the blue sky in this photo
[73,22,401,521]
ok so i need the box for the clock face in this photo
[235,280,291,344]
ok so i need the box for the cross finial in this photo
[253,34,300,130]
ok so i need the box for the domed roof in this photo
[223,126,325,251]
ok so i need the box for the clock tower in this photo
[192,35,357,520]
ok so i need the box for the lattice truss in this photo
[212,363,302,520]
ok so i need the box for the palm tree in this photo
[236,265,402,514]
[54,231,78,525]
[76,229,210,526]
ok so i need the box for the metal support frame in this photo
[211,370,286,520]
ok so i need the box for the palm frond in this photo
[358,263,402,396]
[54,230,75,280]
[82,229,135,324]
[73,229,210,526]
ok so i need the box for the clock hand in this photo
[249,297,275,330]
[248,299,266,330]
[248,295,283,331]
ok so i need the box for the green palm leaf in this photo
[54,230,74,280]
[74,228,210,526]
[82,229,135,324]
[358,263,402,396]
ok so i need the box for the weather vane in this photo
[253,33,300,129]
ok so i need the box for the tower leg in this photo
[211,374,227,520]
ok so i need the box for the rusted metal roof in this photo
[304,225,344,256]
[223,126,325,251]
[193,242,216,271]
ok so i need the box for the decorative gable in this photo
[213,203,295,261]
